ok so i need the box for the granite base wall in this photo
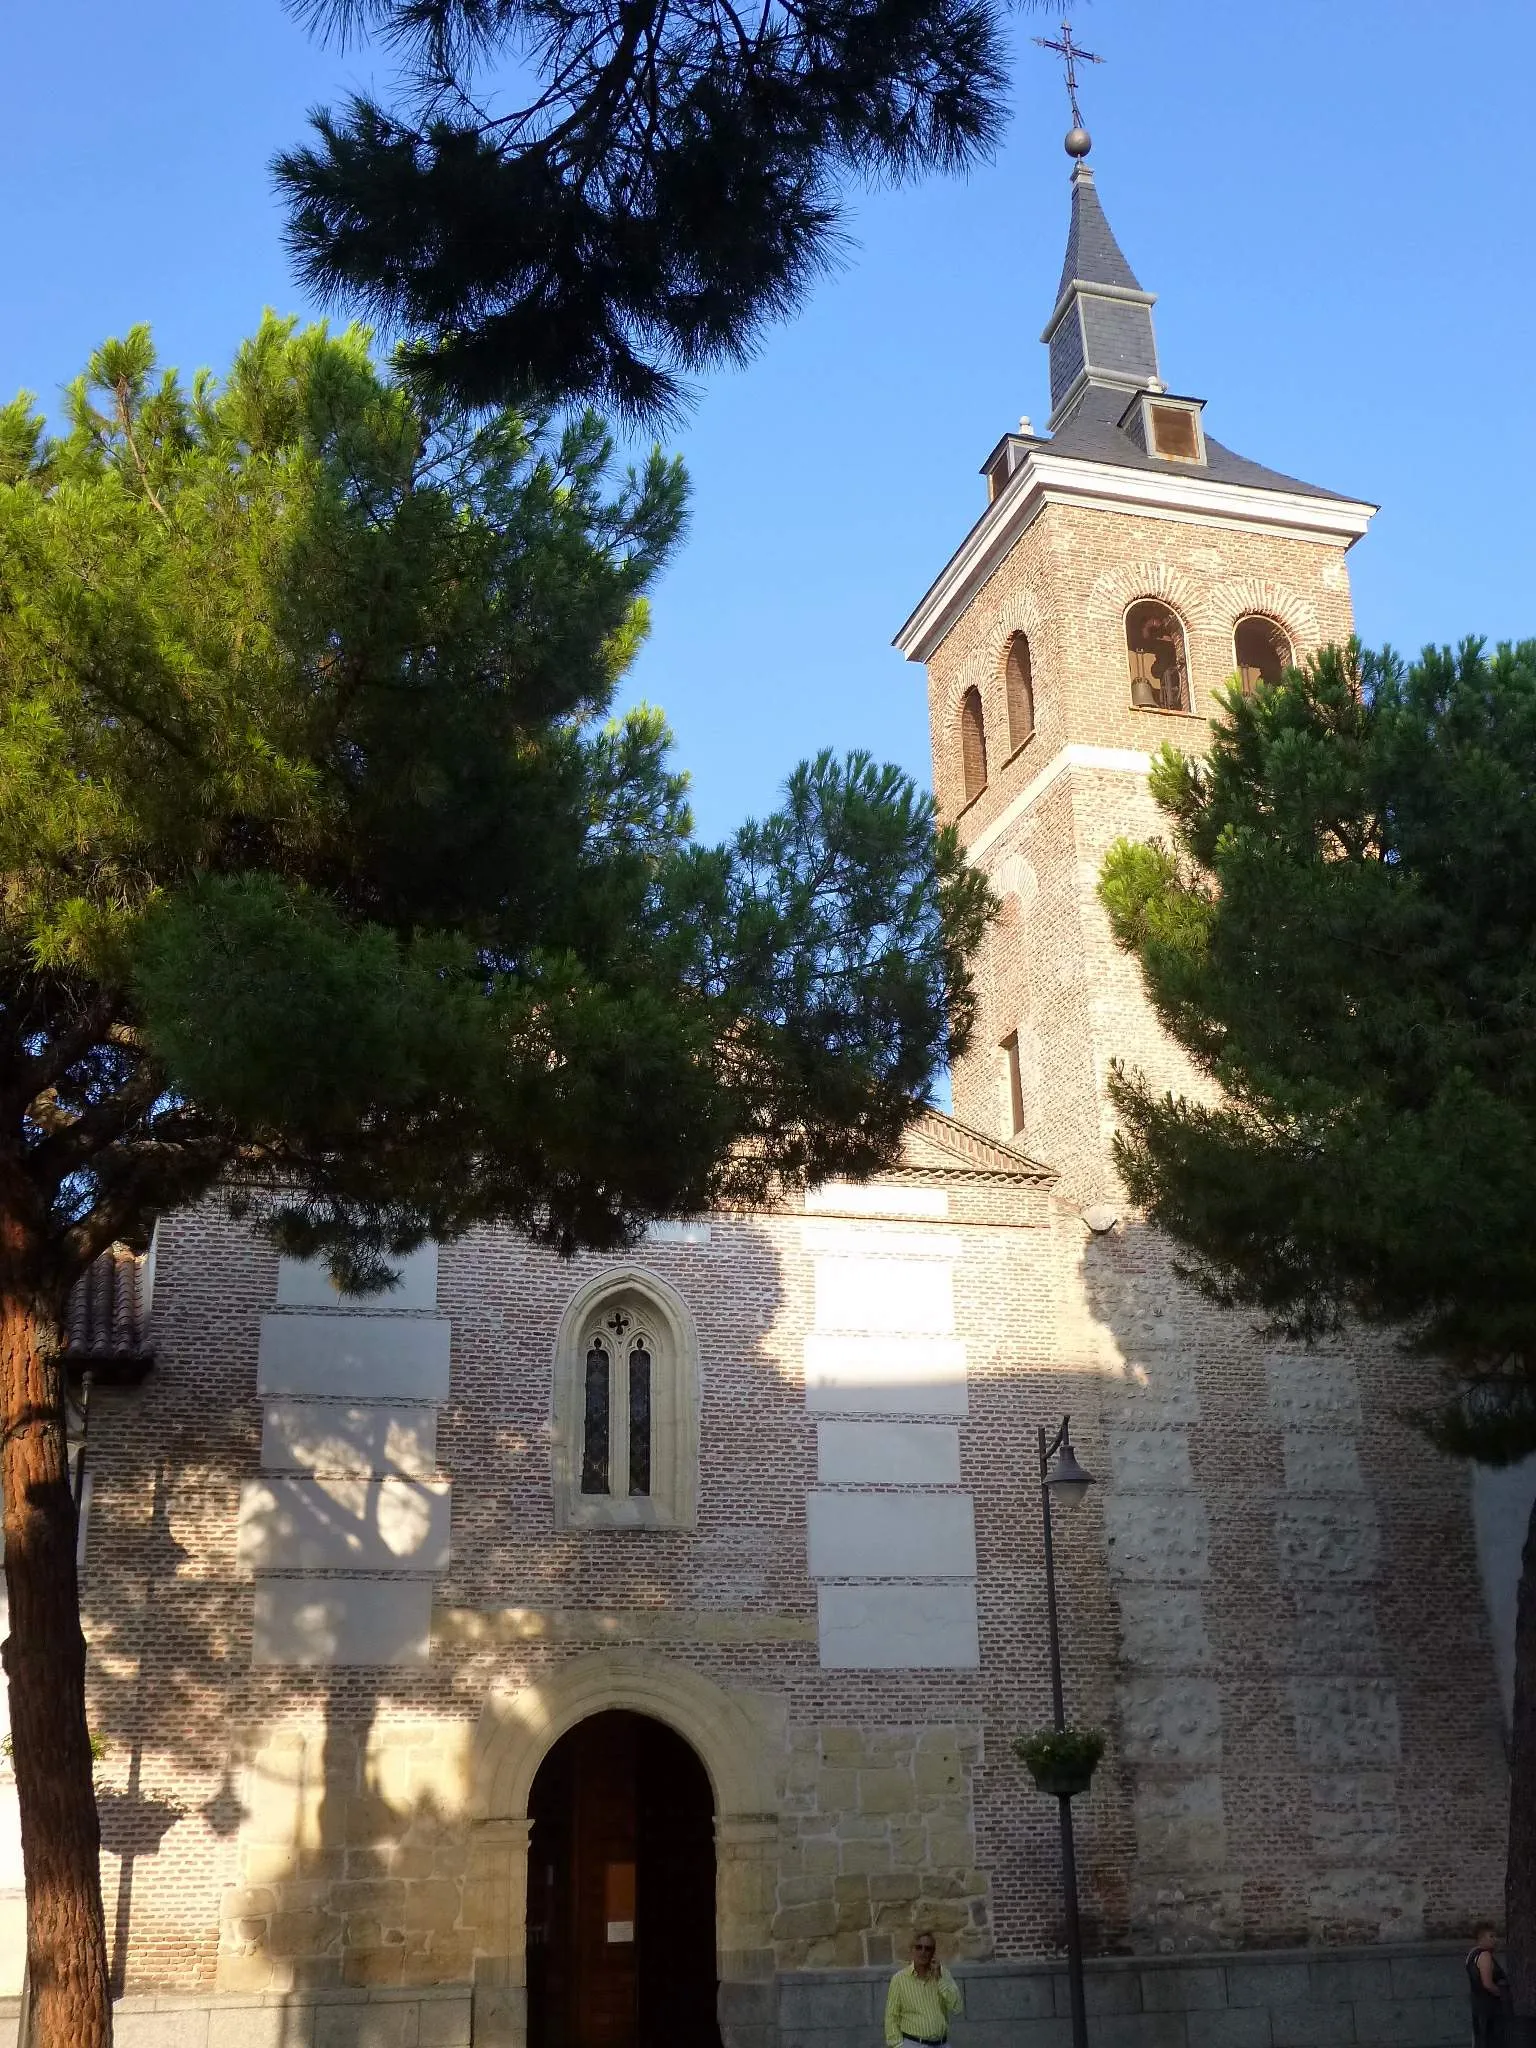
[0,1945,1471,2046]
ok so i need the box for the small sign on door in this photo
[604,1861,636,1944]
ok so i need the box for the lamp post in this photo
[1039,1414,1096,2048]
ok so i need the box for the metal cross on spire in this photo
[1034,19,1105,136]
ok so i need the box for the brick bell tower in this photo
[895,126,1376,1205]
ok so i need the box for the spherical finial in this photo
[1065,125,1092,159]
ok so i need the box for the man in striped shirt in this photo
[884,1932,963,2047]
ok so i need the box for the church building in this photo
[1,122,1518,2048]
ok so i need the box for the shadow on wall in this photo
[1075,1214,1508,1956]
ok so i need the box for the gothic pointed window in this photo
[960,687,988,802]
[1126,600,1190,713]
[554,1274,699,1529]
[1004,635,1035,752]
[1234,615,1292,695]
[580,1338,611,1493]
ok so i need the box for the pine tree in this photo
[1099,642,1536,2024]
[274,0,1010,417]
[0,315,991,2045]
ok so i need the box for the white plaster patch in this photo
[1288,1679,1401,1768]
[804,1185,950,1220]
[1115,1587,1213,1668]
[1472,1455,1536,1720]
[813,1257,954,1335]
[816,1583,979,1668]
[276,1244,438,1311]
[252,1575,433,1666]
[237,1476,451,1573]
[1117,1678,1223,1768]
[815,1421,961,1487]
[803,1335,967,1416]
[1265,1353,1362,1429]
[1282,1432,1365,1493]
[642,1220,712,1244]
[1103,1492,1210,1582]
[1107,1428,1195,1490]
[1275,1500,1380,1582]
[806,1492,975,1579]
[260,1401,437,1477]
[257,1313,452,1401]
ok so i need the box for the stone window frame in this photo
[551,1266,700,1531]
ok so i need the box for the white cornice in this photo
[966,745,1152,863]
[893,450,1378,665]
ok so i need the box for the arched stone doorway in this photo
[528,1711,719,2048]
[468,1651,781,2048]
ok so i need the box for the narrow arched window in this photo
[960,687,988,802]
[555,1274,699,1530]
[1126,600,1190,713]
[1234,615,1292,694]
[1004,635,1035,752]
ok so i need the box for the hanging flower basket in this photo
[1013,1726,1105,1800]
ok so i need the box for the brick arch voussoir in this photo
[1083,560,1211,633]
[1210,577,1322,661]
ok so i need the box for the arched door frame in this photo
[467,1651,781,2048]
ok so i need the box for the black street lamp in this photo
[1039,1414,1096,2048]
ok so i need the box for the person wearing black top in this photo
[1468,1921,1509,2045]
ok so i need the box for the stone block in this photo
[258,1314,451,1402]
[314,2005,418,2048]
[1275,1502,1380,1583]
[816,1421,962,1485]
[1187,2013,1274,2048]
[1226,1963,1311,2008]
[1061,1971,1142,2016]
[807,1493,975,1580]
[1282,1432,1364,1494]
[1269,2008,1355,2048]
[112,2014,211,2048]
[262,1403,438,1478]
[1088,2016,1188,2048]
[857,1768,915,1815]
[1309,1774,1397,1860]
[1133,1776,1226,1872]
[416,1998,474,2047]
[1388,1956,1462,2001]
[253,1576,434,1667]
[278,1245,439,1310]
[804,1336,968,1416]
[1351,1998,1463,2045]
[817,1584,979,1669]
[1116,1588,1213,1669]
[209,2010,315,2048]
[1104,1494,1210,1583]
[1141,1966,1226,2011]
[1117,1677,1222,1767]
[962,1971,1056,2020]
[1288,1680,1400,1769]
[1265,1354,1361,1429]
[238,1477,451,1573]
[1307,1871,1424,1941]
[1107,1428,1195,1489]
[1304,1957,1391,2004]
[777,1976,879,2027]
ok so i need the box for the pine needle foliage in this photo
[274,0,1014,417]
[2,311,992,1293]
[1098,639,1536,1454]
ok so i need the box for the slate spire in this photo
[1042,157,1161,428]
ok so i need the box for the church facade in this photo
[0,141,1520,2048]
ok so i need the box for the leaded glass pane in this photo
[581,1339,611,1493]
[628,1343,652,1496]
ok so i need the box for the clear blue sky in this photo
[6,0,1533,843]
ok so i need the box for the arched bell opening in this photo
[527,1710,721,2048]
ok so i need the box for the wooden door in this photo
[528,1712,720,2048]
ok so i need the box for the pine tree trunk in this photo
[0,1240,111,2048]
[1507,1490,1536,2039]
